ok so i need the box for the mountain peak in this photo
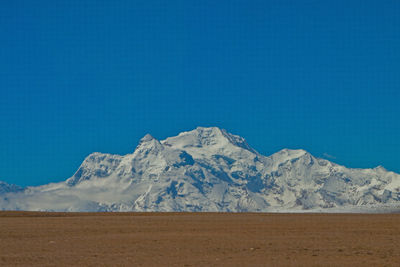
[374,165,387,172]
[192,126,224,138]
[194,126,222,133]
[140,133,156,142]
[278,148,308,157]
[267,148,311,168]
[161,126,257,154]
[135,133,163,153]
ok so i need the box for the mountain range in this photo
[1,127,399,212]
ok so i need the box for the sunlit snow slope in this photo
[1,127,399,212]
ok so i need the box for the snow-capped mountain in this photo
[1,127,399,212]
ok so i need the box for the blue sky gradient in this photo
[1,0,399,186]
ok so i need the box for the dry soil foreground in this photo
[0,212,399,266]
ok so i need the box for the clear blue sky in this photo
[1,1,399,186]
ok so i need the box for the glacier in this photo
[1,126,399,212]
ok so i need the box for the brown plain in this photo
[0,212,399,266]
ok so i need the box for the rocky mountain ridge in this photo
[1,127,399,212]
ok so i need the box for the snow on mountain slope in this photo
[1,127,399,212]
[0,181,23,194]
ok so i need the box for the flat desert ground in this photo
[0,212,399,266]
